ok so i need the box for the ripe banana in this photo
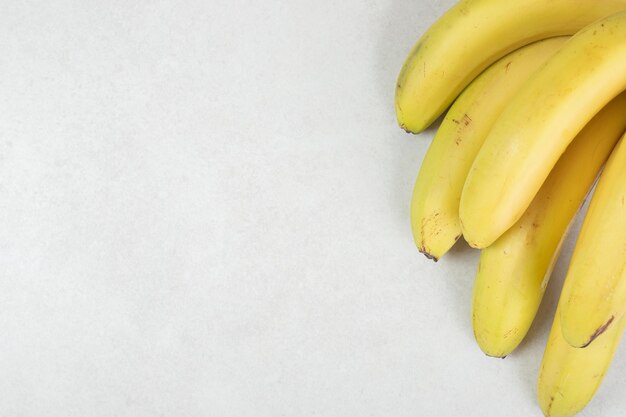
[410,37,568,261]
[459,10,626,248]
[394,0,626,133]
[471,94,626,358]
[557,133,626,348]
[537,307,624,417]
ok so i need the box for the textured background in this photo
[0,0,622,415]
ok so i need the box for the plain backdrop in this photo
[0,0,623,416]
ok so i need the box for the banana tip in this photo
[418,249,439,262]
[398,122,422,135]
[483,351,507,359]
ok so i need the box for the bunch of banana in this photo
[396,1,626,416]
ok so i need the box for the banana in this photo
[471,95,626,358]
[394,0,626,133]
[459,10,626,248]
[556,133,626,348]
[537,307,624,417]
[410,37,568,261]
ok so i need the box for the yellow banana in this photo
[557,133,626,348]
[459,10,626,248]
[537,307,624,417]
[410,37,568,261]
[394,0,626,133]
[471,95,626,358]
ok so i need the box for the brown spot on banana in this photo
[547,396,555,416]
[580,315,615,348]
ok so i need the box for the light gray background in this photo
[0,0,623,416]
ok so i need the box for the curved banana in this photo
[537,307,624,417]
[459,10,626,248]
[557,133,626,348]
[410,37,568,261]
[394,0,626,133]
[471,94,626,358]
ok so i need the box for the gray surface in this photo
[0,0,623,415]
